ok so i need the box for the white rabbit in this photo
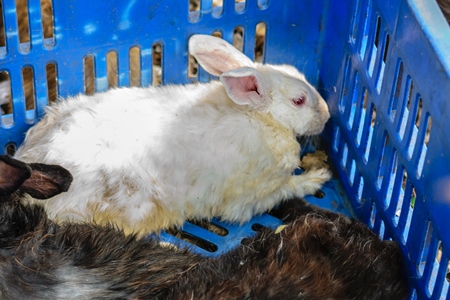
[15,34,331,236]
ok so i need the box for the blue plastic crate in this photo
[0,0,449,299]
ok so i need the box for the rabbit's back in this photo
[0,202,197,300]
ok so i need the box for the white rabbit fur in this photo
[15,35,331,236]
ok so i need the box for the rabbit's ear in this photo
[220,67,270,110]
[189,34,254,76]
[21,163,73,199]
[0,155,31,197]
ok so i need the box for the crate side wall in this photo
[320,0,450,298]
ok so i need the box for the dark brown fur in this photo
[164,199,409,300]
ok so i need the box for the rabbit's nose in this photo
[317,98,330,122]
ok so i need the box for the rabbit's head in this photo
[189,34,330,137]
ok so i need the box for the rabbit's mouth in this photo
[299,125,327,137]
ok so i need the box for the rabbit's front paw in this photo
[302,167,332,184]
[288,168,332,197]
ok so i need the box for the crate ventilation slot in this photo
[188,0,268,21]
[3,0,56,53]
[129,47,141,87]
[0,70,12,126]
[107,51,118,89]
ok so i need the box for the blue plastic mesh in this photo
[0,0,449,298]
[321,0,450,299]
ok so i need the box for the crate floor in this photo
[154,178,353,257]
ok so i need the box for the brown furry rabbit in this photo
[164,199,409,300]
[0,155,408,299]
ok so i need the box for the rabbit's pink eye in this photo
[292,96,306,107]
